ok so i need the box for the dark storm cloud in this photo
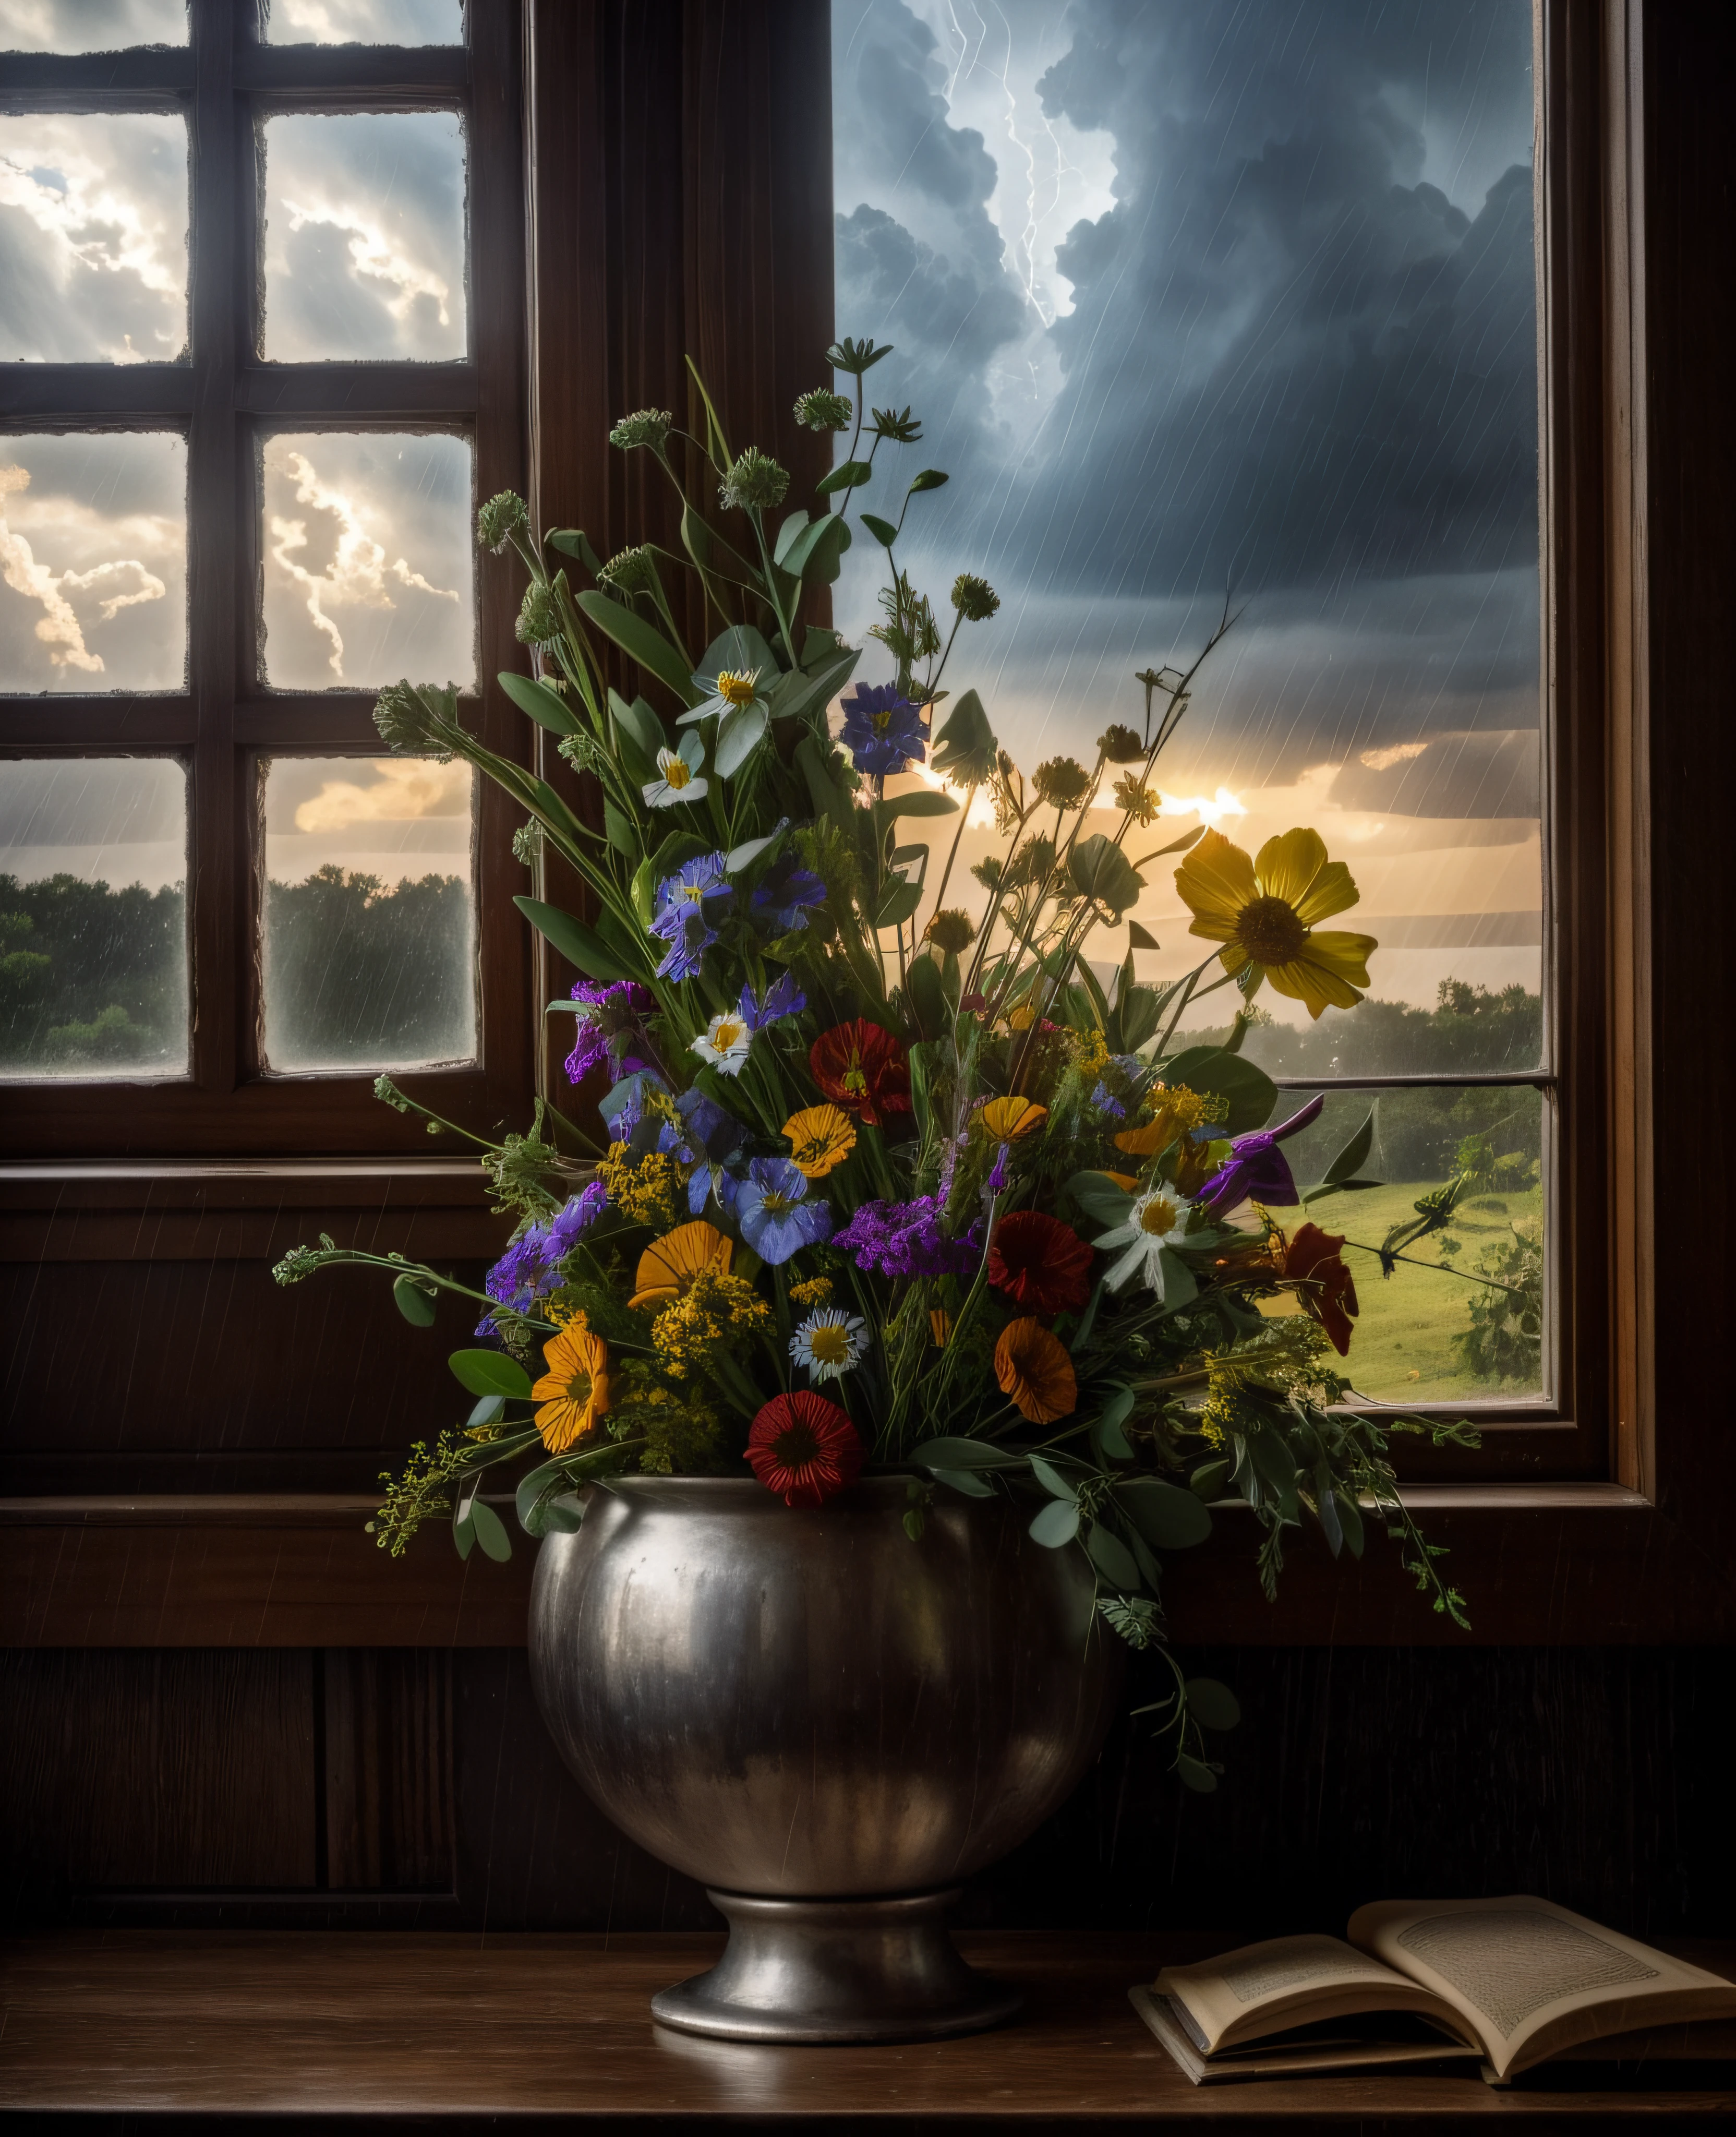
[1024,0,1538,597]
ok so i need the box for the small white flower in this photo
[680,666,771,778]
[789,1308,869,1382]
[643,734,708,808]
[691,1009,752,1075]
[679,665,767,727]
[1093,1185,1194,1298]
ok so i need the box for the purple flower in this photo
[834,1195,983,1278]
[751,853,826,933]
[649,851,733,981]
[1090,1080,1127,1119]
[599,1069,669,1141]
[1195,1095,1327,1219]
[676,1085,748,1216]
[986,1143,1010,1194]
[839,683,926,776]
[735,1156,832,1265]
[564,979,657,1086]
[739,973,806,1031]
[482,1185,605,1312]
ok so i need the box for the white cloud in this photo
[292,757,469,832]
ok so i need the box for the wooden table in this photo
[3,1930,1733,2130]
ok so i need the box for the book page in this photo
[1348,1895,1736,2079]
[1154,1934,1473,2055]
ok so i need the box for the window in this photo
[0,0,528,1157]
[830,0,1610,1475]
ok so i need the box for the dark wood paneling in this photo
[323,1649,453,1893]
[0,1650,316,1924]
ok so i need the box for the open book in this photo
[1130,1896,1736,2085]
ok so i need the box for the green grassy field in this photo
[1264,1180,1544,1403]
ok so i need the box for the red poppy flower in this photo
[1283,1222,1360,1355]
[987,1210,1093,1316]
[746,1391,865,1507]
[809,1019,911,1127]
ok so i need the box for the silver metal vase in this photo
[528,1474,1124,2043]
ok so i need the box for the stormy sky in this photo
[833,0,1542,1023]
[0,2,462,47]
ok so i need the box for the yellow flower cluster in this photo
[651,1265,771,1379]
[597,1140,690,1229]
[1113,1080,1227,1160]
[789,1275,834,1308]
[1196,1322,1330,1448]
[1069,1028,1112,1079]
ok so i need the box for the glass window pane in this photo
[261,754,476,1072]
[262,0,461,43]
[833,0,1541,1075]
[0,2,187,52]
[259,431,473,691]
[260,111,466,362]
[0,756,188,1078]
[1233,1084,1545,1404]
[0,113,189,361]
[0,433,187,693]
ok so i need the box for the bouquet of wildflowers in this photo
[276,340,1477,1775]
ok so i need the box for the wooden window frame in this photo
[5,0,1733,1650]
[0,0,533,1159]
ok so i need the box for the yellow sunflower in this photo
[628,1220,732,1311]
[979,1095,1047,1141]
[531,1319,611,1452]
[1175,827,1378,1019]
[781,1103,857,1180]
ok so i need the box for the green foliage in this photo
[1452,1226,1544,1384]
[0,872,184,1071]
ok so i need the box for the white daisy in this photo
[1093,1185,1194,1297]
[643,735,708,808]
[789,1308,869,1382]
[680,667,771,778]
[691,1009,752,1075]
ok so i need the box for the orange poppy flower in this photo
[994,1316,1078,1423]
[810,1018,911,1126]
[629,1220,732,1310]
[782,1103,858,1179]
[979,1095,1047,1141]
[531,1319,611,1452]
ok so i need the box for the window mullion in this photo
[185,0,243,1096]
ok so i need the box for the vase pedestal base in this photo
[649,1888,1022,2044]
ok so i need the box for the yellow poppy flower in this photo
[1175,827,1378,1019]
[531,1320,611,1452]
[979,1095,1047,1141]
[629,1220,732,1310]
[782,1103,857,1180]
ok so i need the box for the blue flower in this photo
[649,851,733,980]
[739,973,807,1031]
[676,1085,749,1216]
[735,1156,833,1266]
[751,853,826,933]
[839,683,927,775]
[481,1185,606,1313]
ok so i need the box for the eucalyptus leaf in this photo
[1027,1454,1078,1502]
[448,1349,533,1400]
[1119,1476,1212,1550]
[1185,1678,1241,1732]
[1093,1384,1136,1459]
[469,1497,513,1563]
[1175,1754,1219,1794]
[1086,1522,1142,1591]
[932,1466,996,1498]
[1028,1497,1082,1548]
[910,1437,1024,1471]
[392,1273,438,1327]
[1189,1457,1233,1502]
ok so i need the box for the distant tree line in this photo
[1,867,473,1074]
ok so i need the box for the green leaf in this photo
[907,468,949,492]
[610,690,666,765]
[515,1459,568,1528]
[795,735,853,826]
[1185,1677,1241,1732]
[1068,833,1146,915]
[547,528,604,572]
[1066,1170,1135,1228]
[816,459,873,494]
[1175,1754,1219,1794]
[1157,1046,1279,1136]
[498,670,581,736]
[1320,1109,1376,1184]
[392,1273,437,1327]
[931,1466,996,1498]
[773,509,812,566]
[1119,1476,1212,1550]
[1087,1522,1142,1591]
[715,699,769,778]
[469,1497,513,1563]
[1189,1457,1232,1502]
[1028,1497,1082,1548]
[1027,1454,1078,1502]
[695,625,781,685]
[875,877,924,928]
[576,589,700,706]
[771,644,860,729]
[860,512,899,548]
[902,1507,925,1542]
[1128,919,1160,950]
[905,952,945,1040]
[910,1437,1024,1471]
[1155,1248,1198,1315]
[781,512,852,586]
[877,788,960,820]
[448,1349,533,1400]
[1093,1384,1136,1459]
[930,688,996,785]
[514,896,646,985]
[603,801,636,855]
